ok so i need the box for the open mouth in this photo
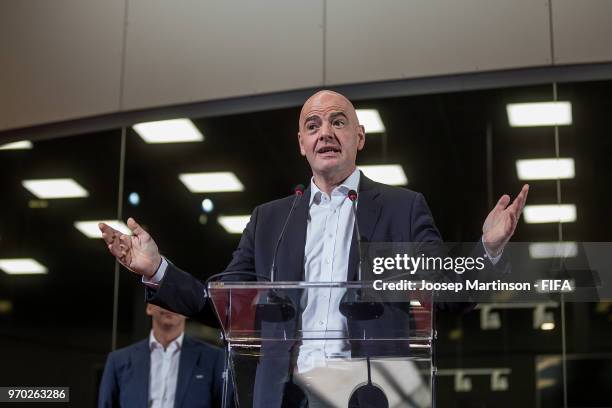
[317,146,341,155]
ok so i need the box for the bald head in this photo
[299,90,360,130]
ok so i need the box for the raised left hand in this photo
[482,184,529,257]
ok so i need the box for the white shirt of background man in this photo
[148,331,184,408]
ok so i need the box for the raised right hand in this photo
[99,217,162,278]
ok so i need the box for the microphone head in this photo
[294,184,305,196]
[347,189,358,202]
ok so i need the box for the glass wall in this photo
[1,77,611,407]
[0,130,122,406]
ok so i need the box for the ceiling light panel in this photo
[356,109,385,133]
[359,164,408,186]
[0,258,48,275]
[516,158,575,180]
[218,215,250,234]
[507,102,572,127]
[179,172,244,193]
[523,204,576,224]
[74,220,131,239]
[529,242,578,259]
[133,119,204,143]
[0,140,32,150]
[22,178,89,199]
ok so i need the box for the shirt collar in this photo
[149,330,184,352]
[309,168,360,206]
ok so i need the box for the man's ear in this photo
[297,132,306,156]
[357,125,366,151]
[145,304,154,316]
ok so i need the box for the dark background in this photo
[1,80,611,407]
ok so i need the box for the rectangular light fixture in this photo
[506,101,572,127]
[356,109,385,133]
[22,178,89,199]
[540,322,555,331]
[218,215,250,234]
[529,242,578,259]
[516,158,575,180]
[179,172,244,193]
[0,258,48,275]
[133,118,204,143]
[0,140,32,150]
[74,220,131,239]
[523,204,576,224]
[358,164,408,186]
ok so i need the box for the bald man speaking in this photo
[99,90,528,407]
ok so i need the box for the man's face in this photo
[298,91,365,178]
[146,304,185,329]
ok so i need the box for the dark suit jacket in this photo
[145,172,489,316]
[98,335,226,408]
[144,172,500,407]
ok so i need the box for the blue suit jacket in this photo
[98,335,226,408]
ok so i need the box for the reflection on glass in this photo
[0,130,121,406]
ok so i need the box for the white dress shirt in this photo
[148,331,184,408]
[297,168,360,372]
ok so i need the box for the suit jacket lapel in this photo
[131,341,150,407]
[175,337,198,408]
[348,173,382,281]
[278,185,310,281]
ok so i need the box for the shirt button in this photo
[325,259,330,264]
[319,321,324,326]
[328,234,333,239]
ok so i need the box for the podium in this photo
[208,281,434,408]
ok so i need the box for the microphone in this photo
[270,184,304,282]
[340,189,384,320]
[347,189,363,282]
[257,184,304,322]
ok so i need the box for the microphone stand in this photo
[339,189,384,321]
[341,189,389,408]
[256,185,304,322]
